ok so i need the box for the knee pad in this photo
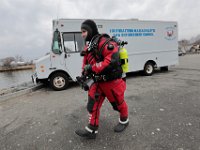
[87,96,95,113]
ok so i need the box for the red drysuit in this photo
[82,35,129,127]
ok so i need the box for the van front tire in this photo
[50,72,69,91]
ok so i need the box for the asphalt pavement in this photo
[0,54,200,150]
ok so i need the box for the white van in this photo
[32,19,178,90]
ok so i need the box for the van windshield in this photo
[62,33,84,53]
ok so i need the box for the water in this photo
[0,70,34,89]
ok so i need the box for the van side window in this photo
[63,33,84,53]
[52,30,62,54]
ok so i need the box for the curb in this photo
[0,84,44,103]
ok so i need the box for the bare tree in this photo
[179,39,190,52]
[3,57,15,67]
[15,55,24,62]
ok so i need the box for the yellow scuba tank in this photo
[112,36,129,74]
[119,47,129,73]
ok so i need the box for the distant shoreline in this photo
[0,65,35,72]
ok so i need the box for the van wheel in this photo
[50,72,69,91]
[160,66,168,71]
[144,62,154,76]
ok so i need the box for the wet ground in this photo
[0,54,200,150]
[0,81,35,96]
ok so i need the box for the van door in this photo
[50,30,66,70]
[62,32,84,81]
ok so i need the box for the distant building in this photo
[190,44,200,52]
[178,44,192,53]
[10,61,26,66]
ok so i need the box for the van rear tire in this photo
[50,72,69,91]
[144,62,154,76]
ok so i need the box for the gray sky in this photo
[0,0,199,60]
